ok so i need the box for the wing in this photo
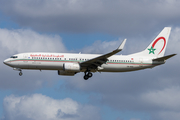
[80,39,127,70]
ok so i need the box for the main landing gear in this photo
[84,70,93,80]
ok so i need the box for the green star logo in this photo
[148,46,156,54]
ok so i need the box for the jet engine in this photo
[57,63,80,76]
[63,63,80,72]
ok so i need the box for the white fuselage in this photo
[3,52,164,72]
[3,27,174,80]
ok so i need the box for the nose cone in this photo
[3,59,15,68]
[3,59,9,65]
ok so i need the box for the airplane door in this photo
[23,54,28,59]
[22,54,29,68]
[139,58,143,67]
[23,54,28,63]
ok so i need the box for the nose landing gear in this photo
[19,71,23,76]
[13,68,23,76]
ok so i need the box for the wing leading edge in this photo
[80,39,127,69]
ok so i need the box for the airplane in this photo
[3,27,176,80]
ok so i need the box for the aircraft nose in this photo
[3,59,9,65]
[3,59,14,67]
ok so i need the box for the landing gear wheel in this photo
[88,72,93,78]
[19,72,23,76]
[83,69,93,80]
[84,75,89,80]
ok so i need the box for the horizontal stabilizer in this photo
[153,54,176,61]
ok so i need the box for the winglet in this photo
[118,39,127,50]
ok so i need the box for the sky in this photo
[0,0,180,120]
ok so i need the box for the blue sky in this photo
[0,0,180,120]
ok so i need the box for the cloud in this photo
[0,0,180,35]
[61,27,180,120]
[1,94,100,120]
[142,87,180,120]
[167,27,180,54]
[80,38,123,54]
[141,86,180,111]
[0,26,180,120]
[0,28,66,91]
[0,28,66,55]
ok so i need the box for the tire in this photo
[88,72,93,78]
[84,75,89,80]
[19,72,22,76]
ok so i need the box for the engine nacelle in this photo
[63,63,80,72]
[58,70,75,76]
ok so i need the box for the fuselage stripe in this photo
[7,59,160,66]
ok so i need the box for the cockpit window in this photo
[10,56,18,58]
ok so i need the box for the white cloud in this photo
[141,86,180,110]
[0,28,66,90]
[0,26,179,120]
[1,0,180,35]
[80,38,123,54]
[0,28,66,56]
[2,94,100,120]
[62,27,180,120]
[141,87,180,120]
[153,111,180,120]
[168,27,180,54]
